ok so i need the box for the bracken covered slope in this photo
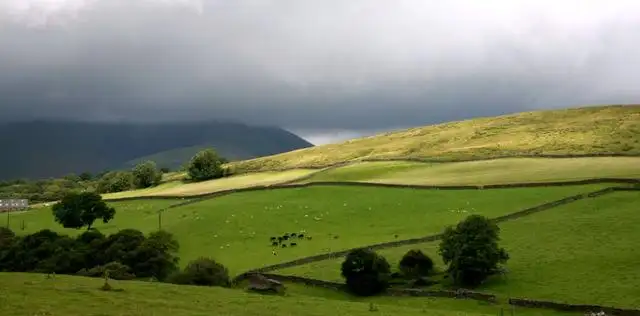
[231,105,640,172]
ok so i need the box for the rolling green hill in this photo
[230,105,640,172]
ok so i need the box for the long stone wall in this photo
[105,177,640,202]
[239,272,640,315]
[232,153,640,173]
[508,298,640,316]
[235,272,497,302]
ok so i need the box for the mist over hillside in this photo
[0,120,313,180]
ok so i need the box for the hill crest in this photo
[231,105,640,172]
[0,120,313,180]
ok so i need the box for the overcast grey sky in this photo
[1,0,640,143]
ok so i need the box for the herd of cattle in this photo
[269,232,312,248]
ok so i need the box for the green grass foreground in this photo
[1,184,612,275]
[0,273,575,316]
[277,191,640,308]
[301,157,640,185]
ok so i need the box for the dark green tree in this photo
[131,230,180,280]
[96,171,135,193]
[187,149,225,182]
[399,249,434,278]
[52,192,116,230]
[438,215,509,287]
[168,257,230,287]
[341,248,391,296]
[132,160,162,189]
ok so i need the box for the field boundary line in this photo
[232,153,640,173]
[103,178,639,203]
[235,272,640,315]
[233,186,633,279]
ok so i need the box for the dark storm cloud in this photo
[2,0,640,140]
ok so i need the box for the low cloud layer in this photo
[2,0,640,142]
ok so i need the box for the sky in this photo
[1,0,640,144]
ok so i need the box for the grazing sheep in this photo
[306,236,312,240]
[281,244,287,248]
[271,241,279,246]
[290,242,297,247]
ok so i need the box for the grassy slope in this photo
[301,157,640,185]
[2,184,611,275]
[231,105,640,172]
[102,169,316,199]
[278,191,640,308]
[0,273,575,316]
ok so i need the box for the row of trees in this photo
[0,227,180,280]
[340,215,510,296]
[0,225,232,286]
[0,148,231,202]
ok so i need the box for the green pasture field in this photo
[1,184,614,276]
[0,273,576,316]
[277,191,640,309]
[101,169,316,199]
[0,200,180,235]
[302,157,640,185]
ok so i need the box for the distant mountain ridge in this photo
[0,120,313,180]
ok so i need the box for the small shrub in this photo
[78,261,135,280]
[341,248,391,296]
[399,249,434,278]
[168,257,230,287]
[187,149,226,182]
[132,161,162,189]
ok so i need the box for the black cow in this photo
[290,242,297,247]
[271,241,279,246]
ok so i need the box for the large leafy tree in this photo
[132,160,162,189]
[187,149,225,182]
[52,192,116,230]
[340,248,391,296]
[438,215,509,287]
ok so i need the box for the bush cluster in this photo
[0,228,180,281]
[167,257,230,287]
[341,248,391,296]
[399,249,434,278]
